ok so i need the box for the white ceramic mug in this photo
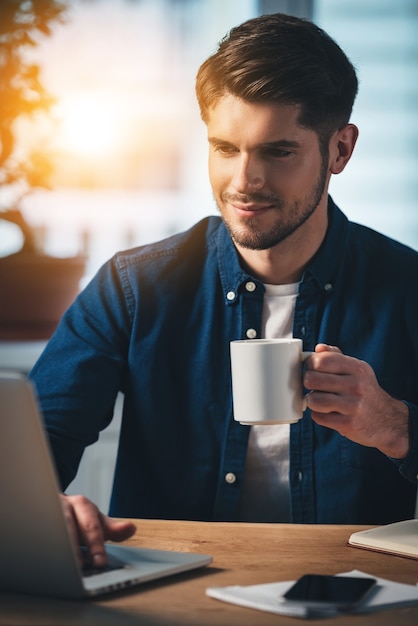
[230,338,312,425]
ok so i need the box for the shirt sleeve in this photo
[29,256,131,490]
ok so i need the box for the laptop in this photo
[0,371,212,599]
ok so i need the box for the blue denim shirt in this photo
[30,198,418,524]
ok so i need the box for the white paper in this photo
[206,570,418,619]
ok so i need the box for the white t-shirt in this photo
[236,282,299,522]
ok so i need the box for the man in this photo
[30,13,418,569]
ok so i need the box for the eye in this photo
[211,142,238,155]
[263,147,293,158]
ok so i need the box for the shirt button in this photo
[225,472,236,484]
[245,281,256,292]
[246,328,257,339]
[324,283,333,292]
[297,471,303,482]
[226,291,236,301]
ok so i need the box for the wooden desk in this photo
[1,520,417,625]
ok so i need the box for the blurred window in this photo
[315,0,418,249]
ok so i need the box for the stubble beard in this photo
[217,157,329,251]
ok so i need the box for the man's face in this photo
[207,95,330,251]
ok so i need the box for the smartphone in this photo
[279,574,377,612]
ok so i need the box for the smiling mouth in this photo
[222,192,281,216]
[230,202,275,216]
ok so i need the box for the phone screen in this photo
[282,574,376,610]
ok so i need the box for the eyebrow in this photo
[208,137,302,149]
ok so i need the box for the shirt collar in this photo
[213,222,257,305]
[302,196,349,295]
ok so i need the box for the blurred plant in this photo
[0,0,68,212]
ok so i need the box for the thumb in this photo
[101,515,136,542]
[315,343,342,354]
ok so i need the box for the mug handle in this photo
[301,351,314,411]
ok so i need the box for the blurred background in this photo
[1,0,417,509]
[1,0,417,284]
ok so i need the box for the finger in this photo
[304,369,361,394]
[310,409,351,433]
[306,389,359,415]
[306,358,373,396]
[314,343,342,354]
[68,495,107,568]
[306,352,360,378]
[102,517,136,542]
[60,495,83,567]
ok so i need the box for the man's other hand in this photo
[60,494,136,569]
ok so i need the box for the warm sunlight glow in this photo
[56,92,122,156]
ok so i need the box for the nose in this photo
[232,154,265,193]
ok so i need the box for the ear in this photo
[329,124,359,175]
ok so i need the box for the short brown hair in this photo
[196,13,358,145]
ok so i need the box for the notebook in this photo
[348,519,418,560]
[0,371,212,599]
